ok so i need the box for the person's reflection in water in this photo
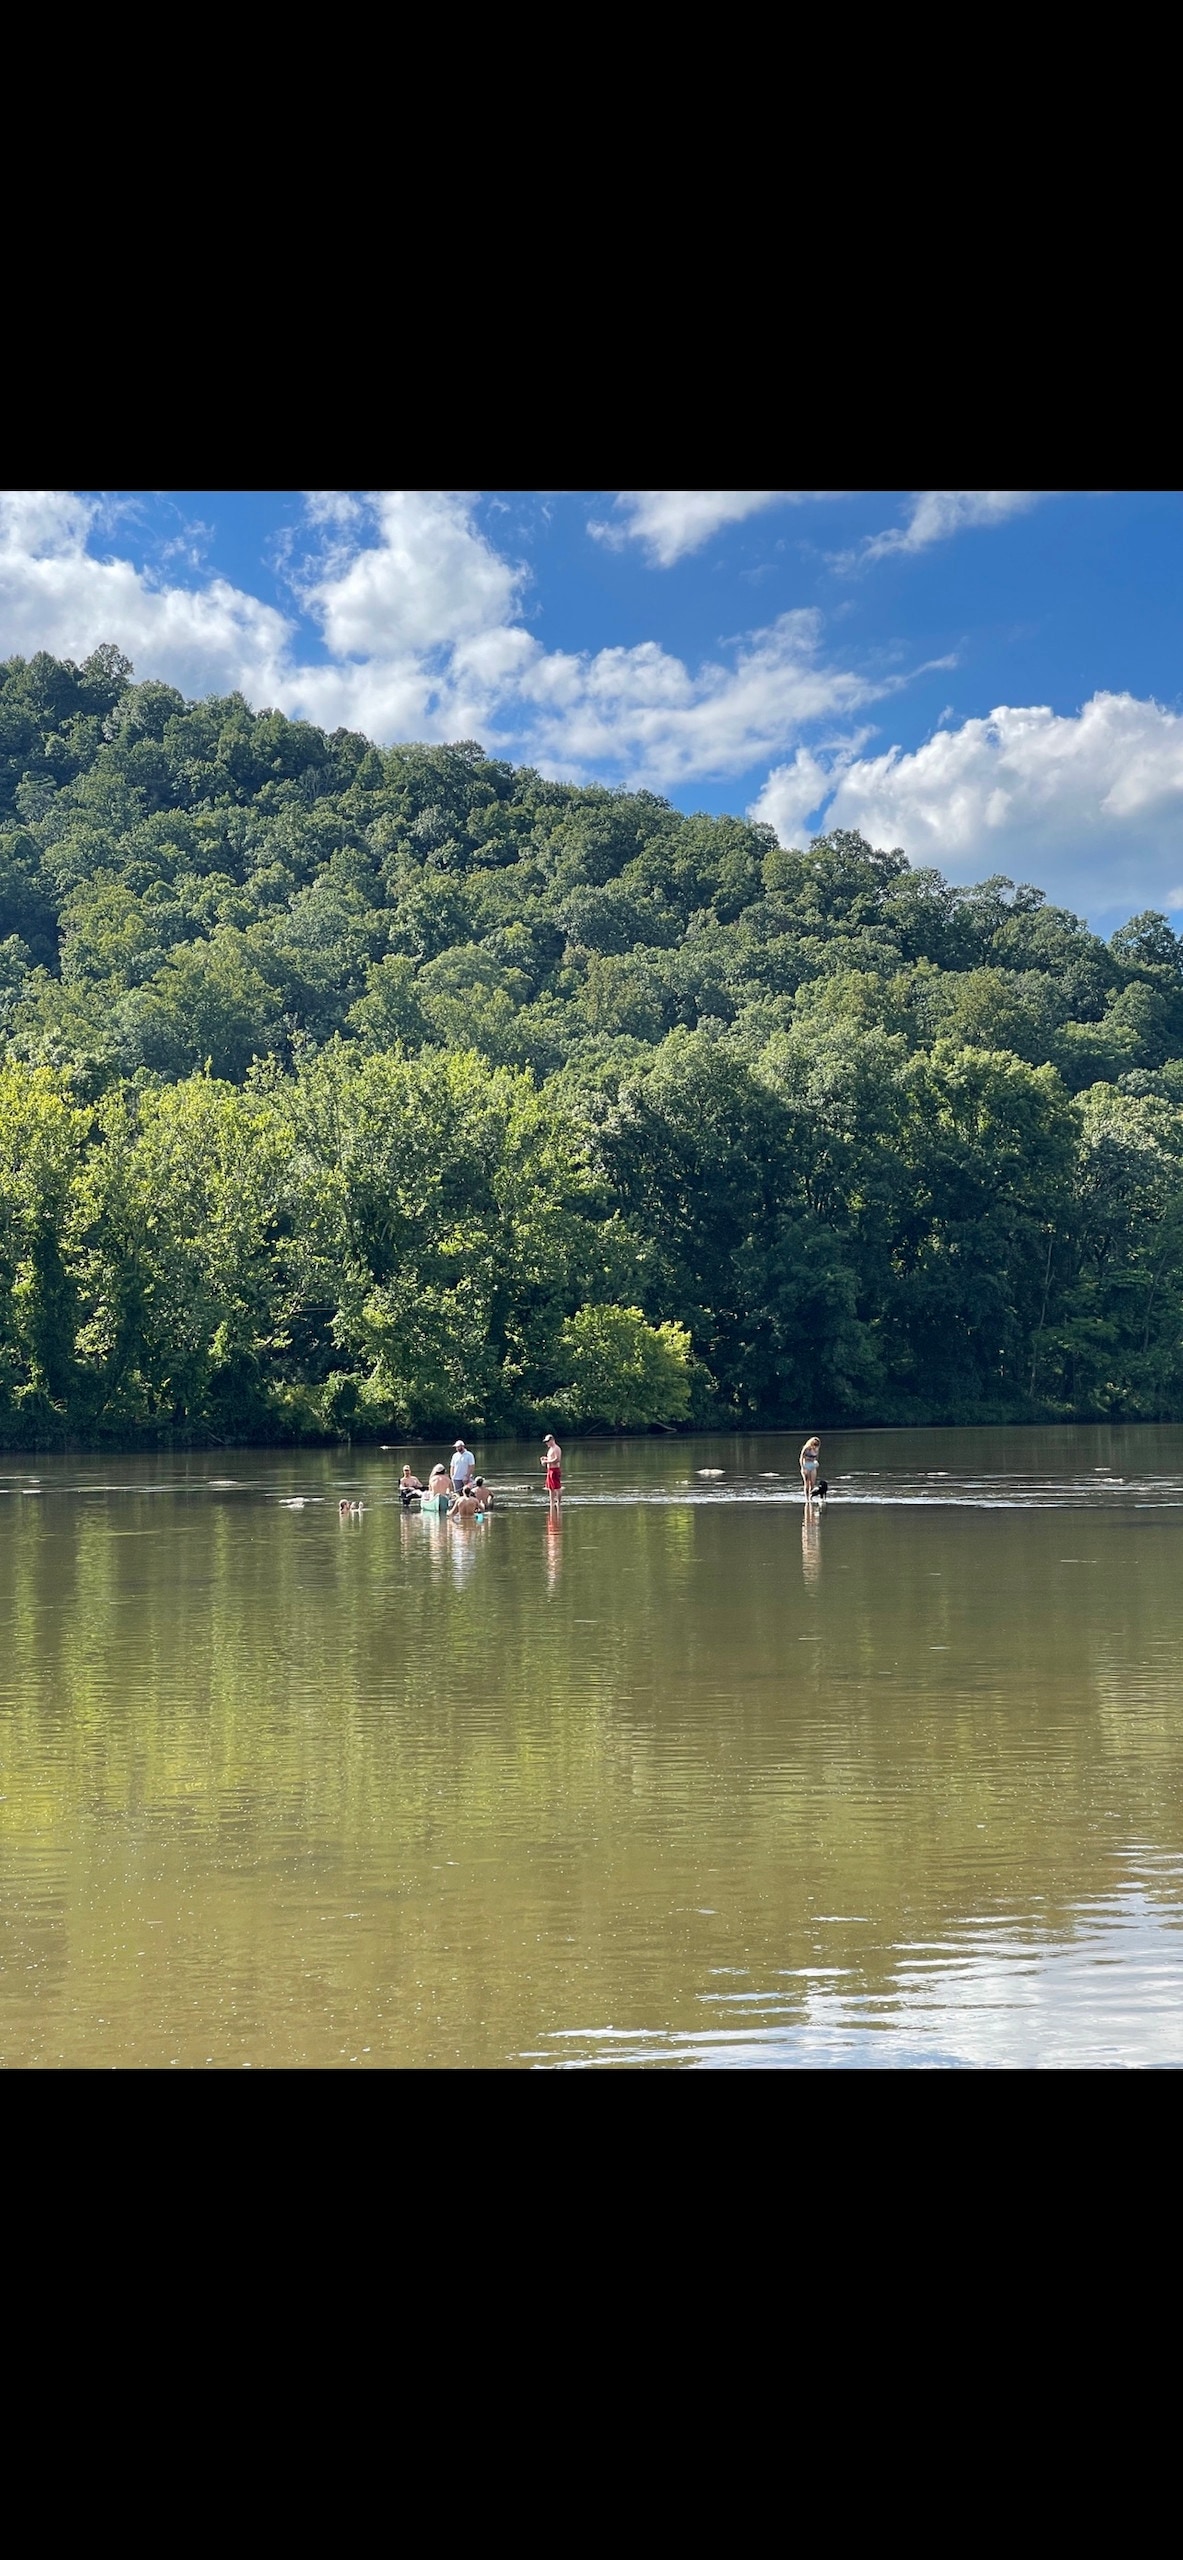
[449,1525,479,1586]
[801,1508,822,1587]
[545,1510,562,1592]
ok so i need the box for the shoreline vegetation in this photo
[5,648,1183,1453]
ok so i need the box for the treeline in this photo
[3,645,1183,1445]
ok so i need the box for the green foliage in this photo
[4,650,1183,1442]
[120,932,286,1081]
[556,1304,693,1428]
[70,1077,295,1437]
[0,1063,88,1432]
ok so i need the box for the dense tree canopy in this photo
[4,646,1183,1445]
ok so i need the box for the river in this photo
[3,1424,1182,2067]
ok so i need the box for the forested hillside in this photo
[4,645,1183,1445]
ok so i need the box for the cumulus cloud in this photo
[0,490,884,790]
[509,612,877,783]
[297,490,524,657]
[588,490,841,567]
[0,488,293,702]
[280,595,877,789]
[0,488,534,748]
[753,694,1183,917]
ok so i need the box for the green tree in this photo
[121,932,286,1080]
[0,1063,88,1435]
[556,1303,692,1429]
[75,1078,294,1436]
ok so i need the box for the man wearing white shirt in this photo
[450,1440,476,1493]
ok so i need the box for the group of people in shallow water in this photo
[396,1440,494,1519]
[346,1434,821,1519]
[393,1431,565,1522]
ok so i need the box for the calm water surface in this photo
[3,1424,1183,2069]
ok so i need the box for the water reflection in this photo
[447,1521,481,1587]
[801,1512,822,1586]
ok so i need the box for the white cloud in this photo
[857,490,1046,565]
[297,490,524,657]
[589,490,840,567]
[0,491,884,789]
[748,748,839,846]
[598,489,1048,572]
[0,488,527,745]
[509,612,877,784]
[748,735,877,846]
[0,489,293,702]
[753,693,1183,917]
[302,491,367,530]
[278,578,879,789]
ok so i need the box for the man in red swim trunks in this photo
[542,1432,563,1503]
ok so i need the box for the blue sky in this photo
[3,488,1182,932]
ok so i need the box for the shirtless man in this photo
[541,1433,563,1505]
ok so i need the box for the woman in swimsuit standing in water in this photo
[799,1435,822,1511]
